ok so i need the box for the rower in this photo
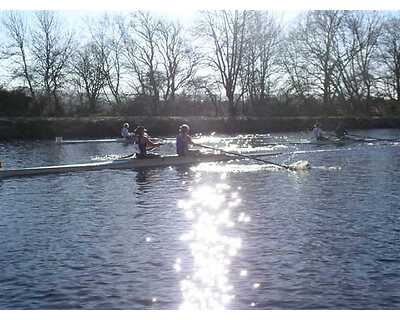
[176,124,200,156]
[133,126,163,159]
[335,123,348,139]
[121,123,134,143]
[312,122,328,141]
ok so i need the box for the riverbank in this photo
[1,115,400,140]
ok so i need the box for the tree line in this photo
[0,10,399,118]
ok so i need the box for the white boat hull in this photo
[274,136,373,146]
[56,138,127,144]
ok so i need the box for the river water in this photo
[0,129,399,309]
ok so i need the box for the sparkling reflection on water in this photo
[177,181,247,309]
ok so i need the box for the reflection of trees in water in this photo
[134,169,154,203]
[133,168,164,216]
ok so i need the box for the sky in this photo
[1,0,400,28]
[0,8,302,87]
[0,0,399,87]
[1,0,400,11]
[0,1,399,34]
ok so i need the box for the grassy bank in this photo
[0,115,400,140]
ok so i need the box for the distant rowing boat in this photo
[55,137,127,144]
[55,135,379,148]
[0,152,279,179]
[313,136,377,145]
[265,136,376,146]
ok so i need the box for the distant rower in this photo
[312,122,327,141]
[335,123,348,139]
[121,123,134,143]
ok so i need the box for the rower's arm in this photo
[145,137,162,148]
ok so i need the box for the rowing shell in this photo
[266,136,375,146]
[56,137,127,144]
[0,152,278,179]
[314,136,376,145]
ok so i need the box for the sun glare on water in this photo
[192,161,281,173]
[177,182,250,310]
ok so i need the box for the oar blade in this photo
[288,160,311,171]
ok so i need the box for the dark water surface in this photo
[0,129,400,309]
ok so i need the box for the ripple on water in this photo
[1,130,400,309]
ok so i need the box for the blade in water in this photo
[289,160,311,170]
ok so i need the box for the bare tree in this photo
[281,17,314,101]
[187,75,222,116]
[118,16,143,96]
[343,12,382,104]
[121,11,162,114]
[294,11,344,104]
[242,11,282,107]
[327,10,383,114]
[31,11,73,115]
[88,14,124,106]
[158,19,200,104]
[1,11,35,98]
[378,14,400,101]
[196,10,248,117]
[70,42,107,113]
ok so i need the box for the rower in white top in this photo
[312,122,328,141]
[121,123,135,143]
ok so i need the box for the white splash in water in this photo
[289,160,311,170]
[314,166,342,171]
[91,154,122,161]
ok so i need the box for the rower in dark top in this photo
[133,126,162,159]
[176,124,200,156]
[335,123,348,139]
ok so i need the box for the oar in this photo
[195,143,296,171]
[348,133,399,142]
[320,132,347,141]
[118,140,165,159]
[119,153,136,159]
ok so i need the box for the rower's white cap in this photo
[123,123,129,128]
[180,124,190,132]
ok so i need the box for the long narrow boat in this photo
[55,137,127,144]
[57,135,376,146]
[267,136,375,147]
[0,152,278,179]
